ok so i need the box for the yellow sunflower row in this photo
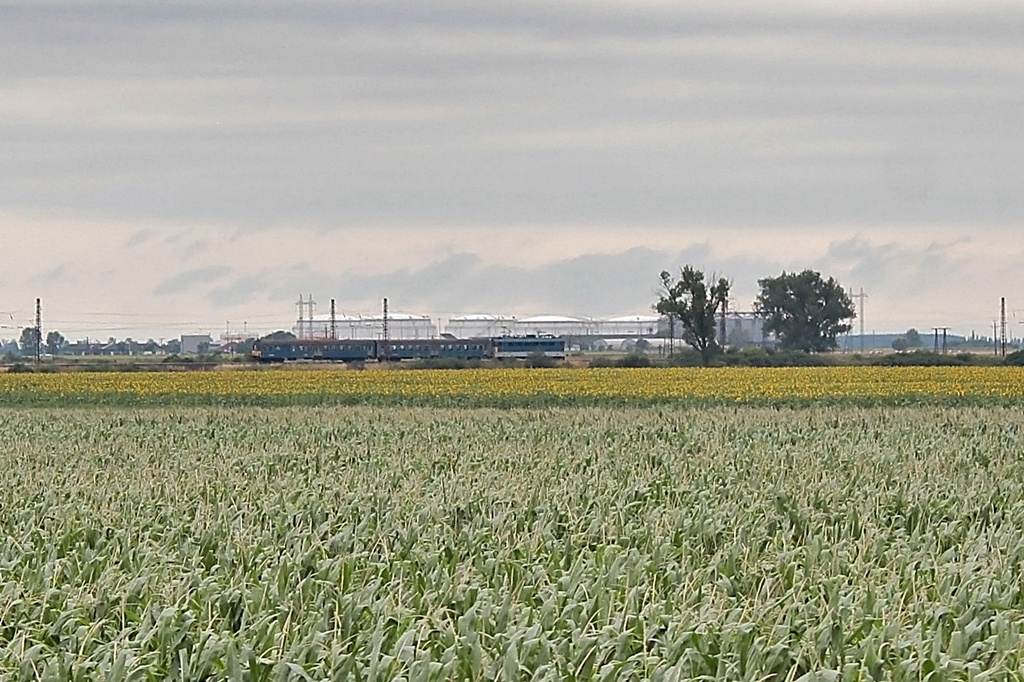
[1,366,1023,404]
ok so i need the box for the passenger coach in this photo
[252,335,565,363]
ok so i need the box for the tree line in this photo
[656,267,856,365]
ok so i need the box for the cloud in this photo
[125,229,154,248]
[207,273,269,307]
[2,2,1024,340]
[1,1,1022,228]
[153,265,231,297]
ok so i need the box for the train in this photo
[252,335,566,363]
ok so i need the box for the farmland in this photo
[3,404,1024,679]
[1,365,1024,407]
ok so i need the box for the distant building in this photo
[445,314,517,338]
[517,315,596,337]
[298,313,436,340]
[597,315,661,337]
[723,313,768,348]
[180,334,214,354]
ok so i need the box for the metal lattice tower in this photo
[34,298,42,365]
[330,299,337,340]
[1001,297,1008,357]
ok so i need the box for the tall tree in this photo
[656,266,730,365]
[18,327,38,355]
[754,270,855,352]
[45,330,66,356]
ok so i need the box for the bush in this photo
[724,349,832,367]
[525,352,557,369]
[664,350,705,367]
[162,354,193,363]
[1006,350,1024,366]
[872,351,966,367]
[405,358,484,370]
[615,352,652,368]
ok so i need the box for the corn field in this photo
[3,405,1024,680]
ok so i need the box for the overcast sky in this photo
[2,0,1023,340]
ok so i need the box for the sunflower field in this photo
[1,366,1024,406]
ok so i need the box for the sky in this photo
[2,0,1023,341]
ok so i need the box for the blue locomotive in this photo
[252,336,565,363]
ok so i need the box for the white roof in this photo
[449,314,516,321]
[307,313,431,322]
[519,315,588,323]
[367,313,431,321]
[309,313,361,322]
[605,315,660,323]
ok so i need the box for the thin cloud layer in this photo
[1,2,1022,339]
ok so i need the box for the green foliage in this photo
[871,351,968,367]
[405,357,485,370]
[664,349,706,367]
[162,354,193,363]
[614,351,652,368]
[892,329,922,353]
[755,270,856,352]
[45,330,66,356]
[722,348,833,367]
[18,326,38,354]
[656,266,730,366]
[1005,350,1024,366]
[3,406,1024,678]
[262,330,297,341]
[524,351,558,368]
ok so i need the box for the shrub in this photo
[525,351,557,369]
[1006,350,1024,366]
[872,351,966,367]
[615,352,652,368]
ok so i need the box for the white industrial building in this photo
[180,334,214,354]
[297,313,436,340]
[444,314,662,338]
[291,301,686,341]
[445,314,517,338]
[515,315,597,337]
[723,313,768,347]
[596,315,661,337]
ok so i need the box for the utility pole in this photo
[34,298,42,366]
[719,299,727,349]
[306,295,316,338]
[850,288,867,353]
[381,297,390,362]
[933,326,949,354]
[296,295,305,339]
[330,299,337,340]
[1000,297,1008,357]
